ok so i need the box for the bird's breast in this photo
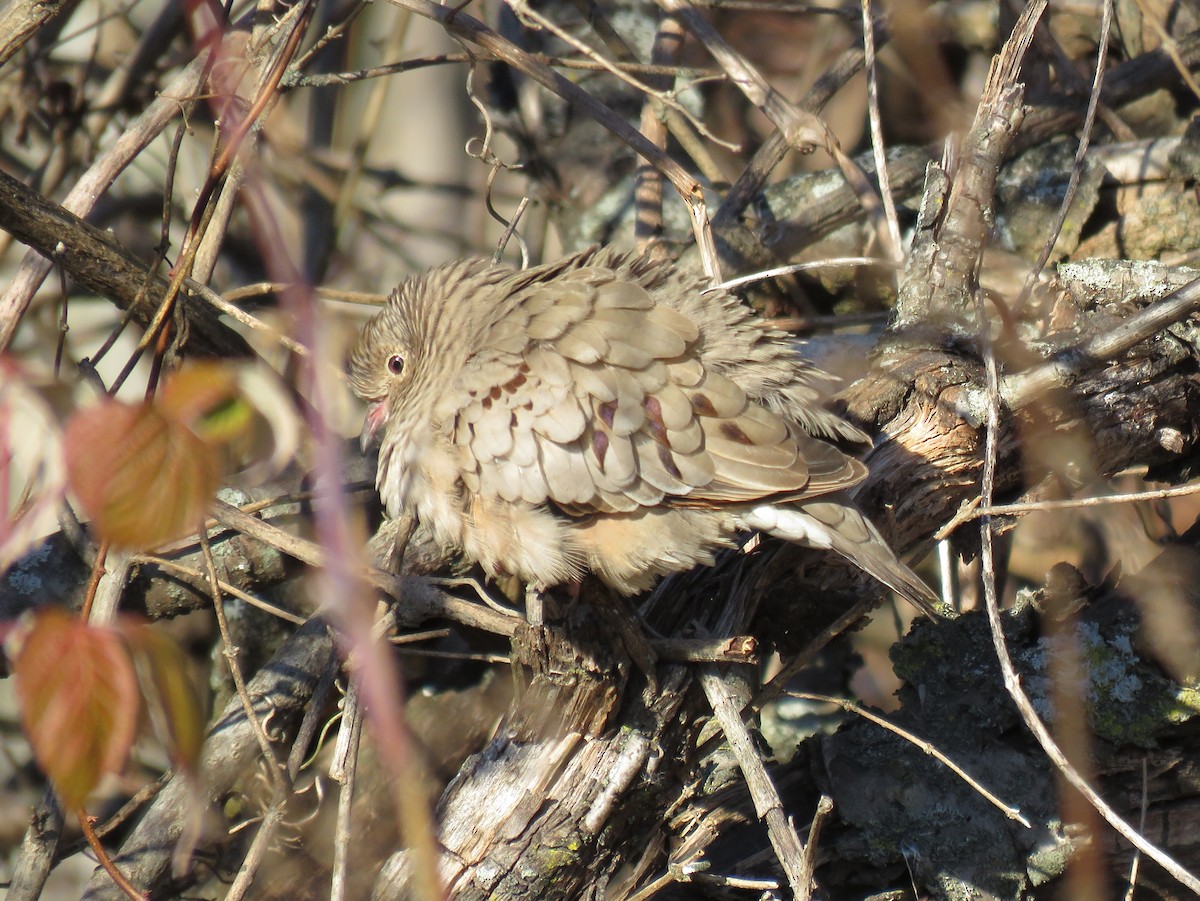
[378,424,473,553]
[376,428,421,517]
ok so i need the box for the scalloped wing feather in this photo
[440,264,866,517]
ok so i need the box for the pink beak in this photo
[360,400,388,452]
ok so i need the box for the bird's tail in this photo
[746,500,941,617]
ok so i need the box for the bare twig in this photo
[185,279,310,356]
[78,808,146,901]
[5,789,67,901]
[386,0,713,263]
[0,54,213,352]
[1012,0,1113,311]
[656,0,825,150]
[208,499,520,637]
[0,0,68,67]
[860,0,901,264]
[132,555,306,624]
[977,281,1200,895]
[224,805,286,901]
[285,51,719,88]
[111,1,313,395]
[714,14,885,226]
[0,166,251,358]
[329,673,364,901]
[80,619,335,897]
[788,692,1030,827]
[201,533,287,777]
[965,481,1200,519]
[1123,757,1149,901]
[710,256,896,292]
[964,273,1200,418]
[801,795,833,886]
[699,666,814,899]
[751,599,872,712]
[507,0,730,151]
[894,0,1045,330]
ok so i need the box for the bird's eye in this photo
[386,353,405,375]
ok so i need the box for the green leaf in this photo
[119,620,206,774]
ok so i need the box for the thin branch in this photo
[750,599,872,712]
[0,54,213,352]
[112,0,313,395]
[714,13,884,225]
[385,0,712,257]
[184,278,311,356]
[132,555,306,624]
[788,692,1030,827]
[983,273,1200,416]
[224,805,286,901]
[0,0,67,66]
[0,166,251,358]
[77,808,146,901]
[329,670,365,901]
[508,0,733,151]
[1012,0,1112,312]
[968,481,1200,519]
[801,795,833,888]
[710,256,896,292]
[1123,757,1149,901]
[699,666,814,899]
[286,50,719,88]
[201,531,288,779]
[5,788,67,901]
[977,285,1200,896]
[860,0,901,264]
[208,499,520,636]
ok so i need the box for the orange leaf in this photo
[13,609,140,808]
[119,621,206,774]
[64,399,222,549]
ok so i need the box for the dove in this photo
[348,247,937,615]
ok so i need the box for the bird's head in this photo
[347,298,413,450]
[347,259,512,450]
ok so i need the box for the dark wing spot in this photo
[691,393,718,417]
[488,385,502,401]
[598,401,617,429]
[646,418,669,447]
[658,444,682,480]
[592,430,609,466]
[720,422,753,444]
[644,396,670,446]
[502,371,528,392]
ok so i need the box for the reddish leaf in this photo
[118,620,206,774]
[13,609,140,808]
[64,398,222,549]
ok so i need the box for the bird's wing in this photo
[448,269,865,515]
